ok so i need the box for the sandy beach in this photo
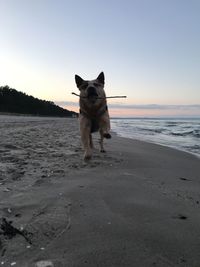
[1,115,200,267]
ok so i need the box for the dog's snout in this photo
[87,87,98,97]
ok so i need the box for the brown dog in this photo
[75,72,111,160]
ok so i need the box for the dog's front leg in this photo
[99,113,111,153]
[81,130,92,160]
[80,118,92,160]
[99,129,105,152]
[89,134,94,149]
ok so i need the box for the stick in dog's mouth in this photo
[72,92,127,99]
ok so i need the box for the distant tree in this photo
[0,85,77,117]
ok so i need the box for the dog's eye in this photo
[81,83,88,90]
[94,83,99,87]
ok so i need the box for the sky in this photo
[0,0,200,117]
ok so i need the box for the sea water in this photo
[111,118,200,157]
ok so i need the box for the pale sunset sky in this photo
[0,0,200,117]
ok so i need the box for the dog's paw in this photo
[103,133,112,139]
[84,153,92,161]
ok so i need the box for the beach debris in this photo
[178,214,188,220]
[179,177,191,181]
[40,247,45,250]
[3,188,12,192]
[35,260,54,267]
[10,263,16,266]
[172,214,188,220]
[1,262,5,265]
[0,217,32,244]
[7,208,12,214]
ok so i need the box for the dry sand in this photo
[0,115,200,267]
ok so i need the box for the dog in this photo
[75,72,111,160]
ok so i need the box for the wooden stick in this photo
[72,92,127,99]
[105,96,127,99]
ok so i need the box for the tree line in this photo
[0,85,77,117]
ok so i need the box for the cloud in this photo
[108,104,200,110]
[55,101,200,110]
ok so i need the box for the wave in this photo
[184,144,200,150]
[193,130,200,138]
[171,130,200,138]
[165,122,178,127]
[111,118,200,157]
[137,127,166,134]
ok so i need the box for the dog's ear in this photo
[97,72,105,84]
[75,75,84,88]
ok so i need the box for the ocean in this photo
[111,118,200,157]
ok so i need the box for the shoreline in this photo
[111,117,200,159]
[1,113,199,158]
[112,130,200,160]
[0,116,200,266]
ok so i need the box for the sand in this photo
[0,115,200,267]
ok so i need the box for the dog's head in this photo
[75,72,106,105]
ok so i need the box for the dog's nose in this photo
[87,87,98,97]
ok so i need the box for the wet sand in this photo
[0,115,200,267]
